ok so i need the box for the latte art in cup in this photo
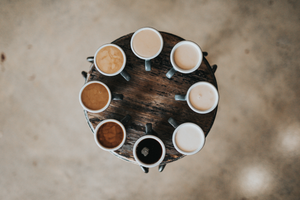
[95,45,124,74]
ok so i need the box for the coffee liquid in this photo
[96,46,124,74]
[189,84,216,111]
[97,122,124,148]
[81,83,109,110]
[174,43,199,70]
[132,29,161,58]
[175,125,202,153]
[136,138,162,164]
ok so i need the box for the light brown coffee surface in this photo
[96,46,124,74]
[97,122,124,148]
[132,29,161,58]
[189,84,216,111]
[81,83,109,110]
[174,43,199,70]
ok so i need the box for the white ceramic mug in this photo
[175,81,219,114]
[93,44,131,81]
[168,118,205,155]
[166,40,203,79]
[94,115,131,151]
[133,124,166,168]
[79,81,123,113]
[130,27,164,71]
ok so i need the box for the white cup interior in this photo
[94,44,126,76]
[130,27,164,60]
[186,81,219,114]
[170,40,203,74]
[94,119,126,151]
[133,135,166,168]
[172,123,205,155]
[79,81,112,113]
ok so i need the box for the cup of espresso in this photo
[166,41,203,79]
[175,81,219,114]
[94,116,131,151]
[133,124,166,169]
[130,27,164,71]
[79,81,123,113]
[168,118,205,155]
[93,44,130,81]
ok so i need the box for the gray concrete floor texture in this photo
[1,0,300,199]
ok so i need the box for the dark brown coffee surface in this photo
[84,32,218,165]
[97,122,124,148]
[81,83,109,110]
[136,138,162,164]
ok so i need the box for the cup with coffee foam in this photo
[90,44,130,81]
[79,81,123,113]
[130,27,164,71]
[166,40,203,79]
[168,118,205,155]
[175,81,219,114]
[94,115,131,151]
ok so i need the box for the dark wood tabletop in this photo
[82,31,218,166]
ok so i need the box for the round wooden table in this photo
[81,31,218,172]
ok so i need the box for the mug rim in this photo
[130,27,164,60]
[133,135,166,168]
[170,40,203,74]
[172,122,206,155]
[186,81,219,114]
[79,81,112,113]
[94,43,126,76]
[94,119,126,151]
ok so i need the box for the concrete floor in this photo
[1,0,300,199]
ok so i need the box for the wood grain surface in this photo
[83,32,218,165]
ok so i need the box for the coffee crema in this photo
[97,122,124,148]
[174,43,199,70]
[175,124,203,153]
[81,83,109,111]
[189,84,216,111]
[96,46,124,74]
[132,29,161,58]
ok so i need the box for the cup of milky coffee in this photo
[133,124,166,168]
[93,44,131,81]
[168,118,205,155]
[79,81,123,113]
[175,81,219,114]
[166,40,203,79]
[94,118,128,151]
[130,27,163,71]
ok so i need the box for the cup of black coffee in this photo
[133,124,166,168]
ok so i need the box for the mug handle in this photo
[168,117,179,129]
[166,68,176,79]
[120,69,131,81]
[87,56,94,63]
[145,60,151,71]
[112,93,123,100]
[175,94,187,101]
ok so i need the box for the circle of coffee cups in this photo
[94,119,126,151]
[94,44,128,78]
[166,41,203,79]
[172,122,205,155]
[175,81,219,114]
[79,81,112,113]
[130,27,164,71]
[133,135,166,168]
